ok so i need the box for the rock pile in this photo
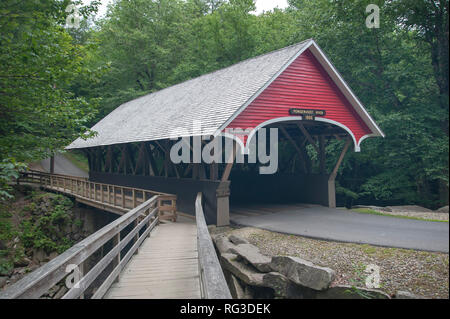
[212,233,398,299]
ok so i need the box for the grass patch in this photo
[64,150,88,173]
[351,208,448,223]
[361,244,377,255]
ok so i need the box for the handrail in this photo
[18,170,177,220]
[22,169,89,180]
[195,192,231,299]
[0,196,162,299]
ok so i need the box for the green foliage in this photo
[20,192,74,254]
[285,0,449,208]
[0,260,13,276]
[0,159,26,200]
[0,0,448,208]
[0,189,79,274]
[0,0,100,198]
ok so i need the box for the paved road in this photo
[230,204,449,253]
[41,153,88,178]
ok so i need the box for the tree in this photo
[0,0,99,198]
[288,0,448,207]
[392,0,449,119]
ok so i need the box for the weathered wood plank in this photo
[104,216,200,299]
[196,193,231,299]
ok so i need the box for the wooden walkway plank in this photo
[105,216,201,299]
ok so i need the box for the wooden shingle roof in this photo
[67,39,383,150]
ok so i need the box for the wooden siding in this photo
[227,49,372,146]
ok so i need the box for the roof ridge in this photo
[121,39,313,106]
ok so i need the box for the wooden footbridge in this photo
[0,171,231,299]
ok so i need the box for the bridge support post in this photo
[328,138,351,208]
[216,182,230,227]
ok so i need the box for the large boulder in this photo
[270,256,335,291]
[214,236,236,254]
[229,244,271,272]
[262,272,290,298]
[229,234,249,245]
[316,285,390,299]
[224,272,249,299]
[0,276,7,289]
[262,272,316,299]
[220,253,264,287]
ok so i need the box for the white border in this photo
[241,116,360,153]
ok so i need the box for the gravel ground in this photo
[371,210,449,221]
[211,226,449,299]
[351,205,449,221]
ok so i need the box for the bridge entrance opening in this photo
[228,120,352,209]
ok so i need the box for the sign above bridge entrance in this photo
[289,108,326,120]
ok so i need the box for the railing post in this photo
[172,198,177,222]
[121,188,125,208]
[113,186,117,206]
[157,199,162,219]
[133,219,139,254]
[147,207,152,238]
[112,233,121,283]
[79,261,85,299]
[132,189,136,208]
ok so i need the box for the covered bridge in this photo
[67,39,384,226]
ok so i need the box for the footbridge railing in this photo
[0,195,162,299]
[18,170,177,220]
[196,192,231,299]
